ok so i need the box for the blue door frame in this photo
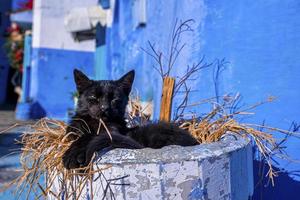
[95,23,108,80]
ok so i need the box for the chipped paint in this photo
[50,134,253,199]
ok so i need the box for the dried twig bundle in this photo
[127,95,152,126]
[6,118,111,200]
[179,98,299,186]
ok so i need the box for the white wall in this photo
[32,0,98,51]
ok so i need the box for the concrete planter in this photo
[51,134,253,200]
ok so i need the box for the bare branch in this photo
[173,82,191,121]
[213,58,229,103]
[141,18,213,120]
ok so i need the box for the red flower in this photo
[7,23,21,33]
[15,49,24,62]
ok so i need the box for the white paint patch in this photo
[32,0,98,51]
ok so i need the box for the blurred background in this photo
[0,0,299,199]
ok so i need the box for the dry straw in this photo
[179,96,300,186]
[1,97,299,199]
[2,118,111,200]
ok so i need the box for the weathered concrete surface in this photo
[51,134,253,200]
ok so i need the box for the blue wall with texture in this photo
[100,0,300,199]
[29,48,94,119]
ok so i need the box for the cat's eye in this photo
[89,95,97,99]
[88,95,98,102]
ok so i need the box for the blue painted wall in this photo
[95,24,107,80]
[100,0,300,198]
[15,34,32,120]
[200,1,300,198]
[20,34,31,102]
[30,48,94,119]
[0,0,12,104]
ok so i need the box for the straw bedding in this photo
[1,98,297,199]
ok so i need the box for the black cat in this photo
[62,69,198,169]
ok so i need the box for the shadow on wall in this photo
[16,101,47,120]
[30,101,46,119]
[252,160,300,200]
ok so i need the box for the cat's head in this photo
[73,69,135,121]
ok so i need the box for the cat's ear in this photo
[117,70,135,95]
[73,69,91,93]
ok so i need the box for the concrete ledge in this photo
[51,134,253,200]
[97,134,249,164]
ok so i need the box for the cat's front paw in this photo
[62,146,87,169]
[62,135,93,170]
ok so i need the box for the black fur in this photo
[62,69,198,169]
